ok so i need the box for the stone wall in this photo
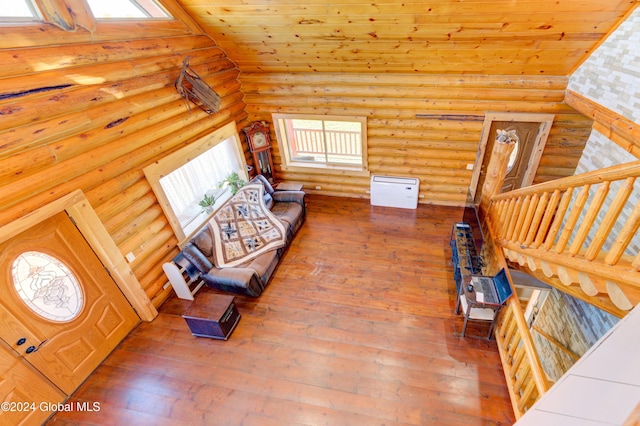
[566,8,640,253]
[531,8,638,383]
[573,130,640,255]
[532,288,619,382]
[564,8,640,255]
[568,7,640,124]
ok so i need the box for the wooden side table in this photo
[182,293,240,340]
[275,182,303,191]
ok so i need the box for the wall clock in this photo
[244,121,271,152]
[243,121,275,183]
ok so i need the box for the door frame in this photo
[0,190,157,321]
[470,112,555,201]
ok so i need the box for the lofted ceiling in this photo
[176,0,636,75]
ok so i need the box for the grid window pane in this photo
[0,0,38,19]
[274,115,366,171]
[86,0,170,19]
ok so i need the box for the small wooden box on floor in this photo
[182,293,240,340]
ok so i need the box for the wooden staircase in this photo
[484,159,640,418]
[489,160,640,316]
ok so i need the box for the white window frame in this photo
[272,114,369,175]
[0,0,173,24]
[86,0,171,19]
[143,122,248,245]
[0,0,41,21]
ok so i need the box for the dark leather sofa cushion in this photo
[271,202,303,229]
[191,226,214,258]
[182,242,213,274]
[241,249,279,279]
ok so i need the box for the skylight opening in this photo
[86,0,171,19]
[0,0,40,21]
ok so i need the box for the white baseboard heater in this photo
[370,175,420,209]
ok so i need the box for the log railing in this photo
[494,296,550,417]
[291,128,361,160]
[482,229,550,419]
[488,160,640,315]
[486,160,640,418]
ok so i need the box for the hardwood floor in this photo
[48,195,515,425]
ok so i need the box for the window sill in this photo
[281,163,370,177]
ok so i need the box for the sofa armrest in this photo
[181,243,213,274]
[272,190,305,205]
[202,267,264,297]
[251,174,275,195]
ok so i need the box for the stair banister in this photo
[487,159,640,314]
[479,144,640,417]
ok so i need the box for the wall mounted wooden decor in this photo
[175,56,221,114]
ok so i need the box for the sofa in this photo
[176,175,305,297]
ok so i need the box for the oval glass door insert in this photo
[12,251,84,322]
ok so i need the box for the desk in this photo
[455,277,504,339]
[449,223,482,292]
[450,222,502,338]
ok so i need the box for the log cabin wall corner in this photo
[0,0,251,311]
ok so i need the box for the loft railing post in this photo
[478,131,517,218]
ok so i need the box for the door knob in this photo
[24,339,47,354]
[16,337,26,346]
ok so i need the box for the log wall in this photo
[241,73,593,204]
[0,19,249,308]
[0,17,596,309]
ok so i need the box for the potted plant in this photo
[218,171,246,195]
[198,193,217,214]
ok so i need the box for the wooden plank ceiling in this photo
[176,0,635,75]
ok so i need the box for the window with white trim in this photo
[86,0,170,19]
[143,122,249,242]
[159,139,238,235]
[0,0,40,20]
[0,0,172,22]
[273,114,368,172]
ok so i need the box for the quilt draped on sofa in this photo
[208,184,286,267]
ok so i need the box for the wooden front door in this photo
[0,212,139,395]
[472,113,554,203]
[0,343,66,425]
[476,121,541,195]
